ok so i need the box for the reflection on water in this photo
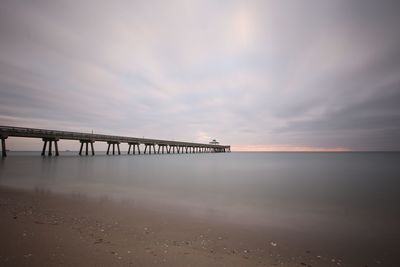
[1,152,400,237]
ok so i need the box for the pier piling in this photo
[1,136,7,157]
[41,138,59,156]
[54,140,59,156]
[144,143,156,154]
[48,141,52,156]
[79,140,95,156]
[41,140,47,156]
[106,141,120,155]
[127,142,140,155]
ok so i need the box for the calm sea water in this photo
[1,152,400,241]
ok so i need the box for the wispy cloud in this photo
[1,0,400,150]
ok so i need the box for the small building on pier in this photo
[209,139,219,145]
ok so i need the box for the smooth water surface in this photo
[1,152,400,239]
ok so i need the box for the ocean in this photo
[1,151,400,262]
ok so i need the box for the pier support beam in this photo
[157,144,167,154]
[41,138,60,156]
[49,141,52,156]
[55,140,59,156]
[107,141,120,155]
[79,140,95,156]
[127,142,140,155]
[1,135,7,158]
[144,143,156,154]
[42,140,47,156]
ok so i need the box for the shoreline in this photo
[0,186,396,266]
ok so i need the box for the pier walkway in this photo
[0,126,230,157]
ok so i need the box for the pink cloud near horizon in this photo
[232,145,351,152]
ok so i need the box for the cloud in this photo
[1,0,400,150]
[233,145,351,152]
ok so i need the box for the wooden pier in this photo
[0,126,231,157]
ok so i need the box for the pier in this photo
[0,126,230,157]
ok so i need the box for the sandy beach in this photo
[1,185,395,267]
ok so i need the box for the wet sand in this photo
[0,186,395,267]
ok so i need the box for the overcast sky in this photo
[1,0,400,151]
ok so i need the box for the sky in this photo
[1,0,400,151]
